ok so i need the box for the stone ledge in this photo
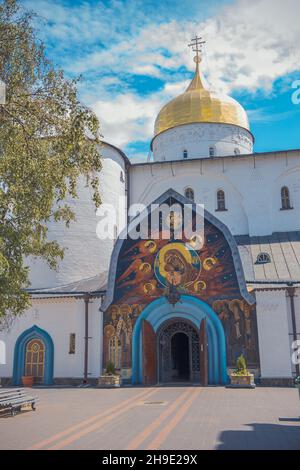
[0,377,98,387]
[259,377,295,387]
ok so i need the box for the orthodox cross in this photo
[188,35,206,63]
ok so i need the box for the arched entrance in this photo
[132,295,228,385]
[158,319,200,383]
[171,333,189,381]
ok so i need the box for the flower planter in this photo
[228,373,255,389]
[22,375,34,387]
[97,374,121,388]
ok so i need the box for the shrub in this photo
[236,354,247,373]
[232,354,250,376]
[106,361,116,375]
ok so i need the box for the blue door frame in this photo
[13,325,54,385]
[132,296,228,385]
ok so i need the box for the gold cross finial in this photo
[188,35,206,63]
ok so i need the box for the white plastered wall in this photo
[0,297,103,380]
[26,142,127,289]
[152,123,253,161]
[129,150,300,237]
[256,290,292,378]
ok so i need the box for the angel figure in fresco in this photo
[229,300,245,341]
[117,259,153,289]
[122,240,157,259]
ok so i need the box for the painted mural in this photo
[103,200,259,376]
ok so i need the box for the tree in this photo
[0,0,102,319]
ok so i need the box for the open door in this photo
[199,318,208,386]
[142,319,157,385]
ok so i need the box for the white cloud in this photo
[92,88,176,147]
[23,0,300,155]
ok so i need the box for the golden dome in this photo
[154,61,250,138]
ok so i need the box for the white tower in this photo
[27,142,128,289]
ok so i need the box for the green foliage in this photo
[236,354,247,373]
[0,0,102,320]
[232,354,250,376]
[106,361,116,375]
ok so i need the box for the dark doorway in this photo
[171,332,190,381]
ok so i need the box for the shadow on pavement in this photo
[217,422,300,450]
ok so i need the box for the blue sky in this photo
[23,0,300,160]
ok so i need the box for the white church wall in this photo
[27,142,127,289]
[256,290,292,379]
[130,163,249,235]
[271,165,300,233]
[152,123,253,162]
[130,150,300,237]
[89,298,103,379]
[0,297,103,380]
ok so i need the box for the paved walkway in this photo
[0,386,300,450]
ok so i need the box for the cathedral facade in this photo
[1,44,300,387]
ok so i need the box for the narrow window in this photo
[234,148,240,156]
[209,147,215,158]
[281,186,292,210]
[120,171,125,182]
[183,149,188,159]
[185,187,194,202]
[216,190,226,211]
[69,333,76,354]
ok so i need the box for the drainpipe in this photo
[83,294,90,383]
[287,285,300,377]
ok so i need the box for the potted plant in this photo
[97,362,121,388]
[295,376,300,400]
[228,354,255,389]
[22,375,34,387]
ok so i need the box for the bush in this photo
[106,361,116,375]
[236,354,247,373]
[232,354,250,376]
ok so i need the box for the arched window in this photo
[216,190,226,211]
[183,149,188,159]
[234,148,240,156]
[281,186,292,210]
[256,252,271,265]
[209,147,215,158]
[185,187,194,202]
[120,171,125,182]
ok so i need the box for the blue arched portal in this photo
[132,296,227,385]
[13,325,54,385]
